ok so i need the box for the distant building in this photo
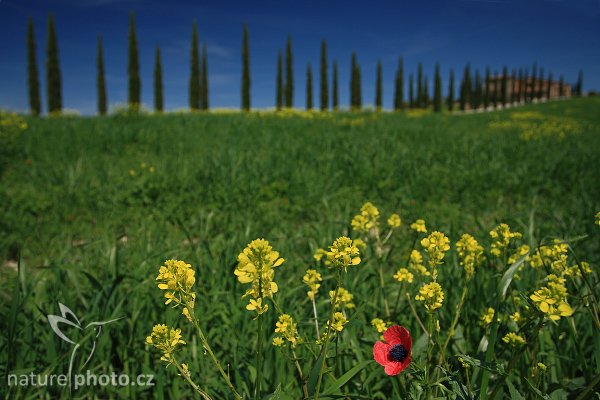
[487,75,571,101]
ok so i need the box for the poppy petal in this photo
[384,325,411,348]
[373,341,391,366]
[384,362,405,376]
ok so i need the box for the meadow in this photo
[1,97,599,399]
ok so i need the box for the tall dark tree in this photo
[459,63,471,111]
[538,67,544,99]
[332,60,339,111]
[375,60,383,111]
[517,68,523,103]
[529,63,537,102]
[423,76,429,108]
[447,69,454,112]
[510,68,517,104]
[46,13,62,114]
[276,51,283,110]
[501,66,508,106]
[154,46,163,112]
[393,57,403,111]
[576,70,583,96]
[433,63,442,112]
[319,40,328,111]
[483,67,491,109]
[189,20,200,110]
[356,61,362,110]
[201,44,209,110]
[522,68,529,103]
[241,24,251,111]
[559,75,565,97]
[27,18,41,116]
[97,35,107,115]
[127,12,140,109]
[546,72,553,100]
[408,73,414,108]
[473,70,482,110]
[350,53,358,110]
[492,70,499,108]
[416,63,423,108]
[285,36,293,108]
[306,64,313,110]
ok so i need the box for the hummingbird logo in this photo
[47,303,122,388]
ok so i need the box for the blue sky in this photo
[1,0,599,114]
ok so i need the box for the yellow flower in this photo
[508,245,530,265]
[393,267,414,283]
[407,249,430,277]
[489,223,522,257]
[353,238,367,252]
[410,219,427,233]
[502,332,526,347]
[387,214,402,229]
[536,362,547,372]
[313,248,328,262]
[326,237,361,269]
[421,231,451,269]
[146,324,186,363]
[530,274,573,321]
[510,311,521,323]
[234,239,284,315]
[330,287,355,309]
[351,202,380,233]
[596,212,600,226]
[415,282,444,312]
[274,314,299,347]
[456,234,484,279]
[480,308,495,327]
[303,269,322,300]
[329,312,348,332]
[272,337,285,347]
[371,318,389,333]
[156,260,197,319]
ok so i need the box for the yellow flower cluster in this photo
[415,282,444,312]
[387,214,402,229]
[371,318,390,334]
[530,274,574,321]
[489,223,522,257]
[329,287,355,309]
[410,219,427,233]
[456,234,484,279]
[273,314,299,347]
[508,244,530,265]
[480,307,495,327]
[502,332,526,347]
[421,231,451,268]
[393,267,414,283]
[326,237,361,269]
[156,260,196,321]
[303,269,322,300]
[329,312,348,332]
[146,324,186,363]
[351,202,380,233]
[234,239,284,315]
[313,248,328,263]
[408,249,429,277]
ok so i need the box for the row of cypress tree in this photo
[26,14,584,115]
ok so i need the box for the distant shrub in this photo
[0,110,27,175]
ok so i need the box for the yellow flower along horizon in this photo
[234,238,285,316]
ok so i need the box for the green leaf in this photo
[498,255,527,300]
[322,360,372,396]
[267,384,282,400]
[307,350,325,396]
[507,379,525,400]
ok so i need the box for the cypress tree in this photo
[201,44,209,110]
[501,66,508,106]
[409,73,414,108]
[127,12,140,110]
[375,60,382,111]
[356,62,362,110]
[517,68,523,103]
[546,72,553,100]
[332,60,339,111]
[538,67,544,99]
[447,69,454,112]
[522,68,529,103]
[319,40,328,111]
[510,68,517,104]
[276,51,283,110]
[529,63,537,102]
[285,36,293,108]
[97,35,107,115]
[460,63,470,111]
[393,57,403,111]
[492,70,499,109]
[350,53,357,110]
[154,46,163,112]
[306,64,313,110]
[433,63,442,112]
[576,70,583,96]
[473,70,482,110]
[416,63,423,108]
[189,21,200,110]
[423,76,429,108]
[27,18,41,116]
[46,13,62,114]
[483,67,491,109]
[559,75,564,97]
[241,24,251,111]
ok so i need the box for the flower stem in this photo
[437,283,468,369]
[425,312,434,399]
[255,313,263,400]
[291,349,310,400]
[172,356,213,400]
[312,298,320,340]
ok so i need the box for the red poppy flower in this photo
[373,325,412,375]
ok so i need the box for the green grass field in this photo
[1,98,599,399]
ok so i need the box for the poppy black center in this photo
[389,344,408,362]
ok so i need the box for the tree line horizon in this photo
[26,12,585,116]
